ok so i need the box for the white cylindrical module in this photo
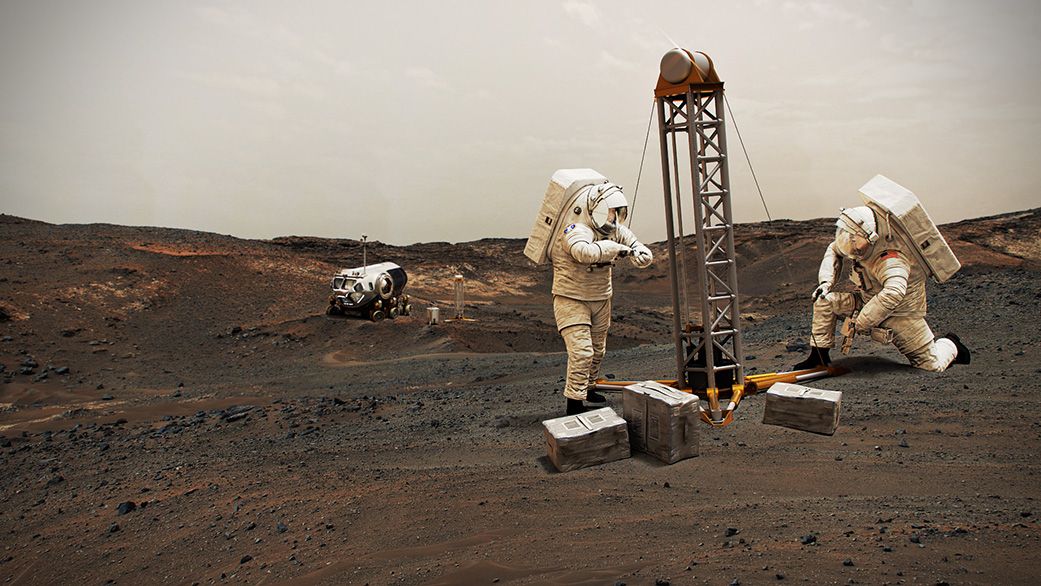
[427,306,440,325]
[453,274,465,319]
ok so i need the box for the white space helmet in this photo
[834,206,878,259]
[586,183,628,235]
[836,206,878,241]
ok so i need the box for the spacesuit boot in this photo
[585,389,607,404]
[944,333,971,365]
[792,347,831,371]
[566,399,586,415]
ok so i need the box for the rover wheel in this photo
[326,304,342,316]
[370,309,385,322]
[388,307,399,319]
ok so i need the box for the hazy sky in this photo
[1,0,1039,244]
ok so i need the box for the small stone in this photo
[108,523,120,533]
[842,559,854,567]
[785,339,809,352]
[116,501,136,515]
[276,522,288,533]
[776,573,785,580]
[54,366,70,375]
[725,527,739,537]
[800,534,817,545]
[899,439,909,448]
[909,534,921,544]
[102,395,114,401]
[240,554,253,564]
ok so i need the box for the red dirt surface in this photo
[1,209,1039,585]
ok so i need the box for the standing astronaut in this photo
[550,183,653,415]
[793,206,970,372]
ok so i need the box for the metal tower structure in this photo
[655,48,746,425]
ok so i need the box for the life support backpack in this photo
[858,174,961,283]
[524,169,608,265]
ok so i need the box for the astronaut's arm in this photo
[856,256,910,329]
[812,242,843,300]
[818,242,842,287]
[565,227,629,264]
[614,225,653,268]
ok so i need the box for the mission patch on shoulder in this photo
[563,223,576,234]
[879,250,901,261]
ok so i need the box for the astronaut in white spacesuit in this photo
[551,183,654,415]
[793,206,970,372]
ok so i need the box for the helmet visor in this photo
[590,186,629,233]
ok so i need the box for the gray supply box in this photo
[623,381,700,464]
[762,382,842,435]
[542,407,630,472]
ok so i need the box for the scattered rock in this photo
[240,554,253,564]
[799,534,817,545]
[842,559,854,567]
[116,501,136,515]
[785,338,809,352]
[276,522,288,533]
[725,527,739,537]
[108,523,120,533]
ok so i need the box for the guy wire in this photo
[723,92,824,353]
[627,99,655,227]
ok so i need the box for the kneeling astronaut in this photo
[793,206,970,372]
[551,183,653,415]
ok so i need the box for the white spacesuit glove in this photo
[812,282,831,302]
[630,244,653,268]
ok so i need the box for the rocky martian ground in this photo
[1,209,1040,585]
